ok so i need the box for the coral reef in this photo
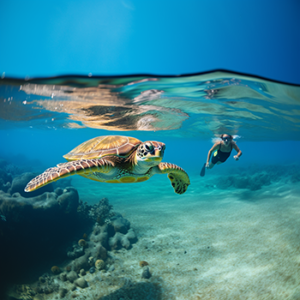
[67,211,137,274]
[88,197,115,225]
[0,165,138,299]
[206,163,300,191]
[215,171,271,191]
[0,182,87,299]
[67,244,84,259]
[9,285,35,300]
[89,213,137,251]
[36,274,60,295]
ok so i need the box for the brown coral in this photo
[78,239,86,247]
[51,265,61,274]
[65,265,72,272]
[95,259,105,270]
[139,261,149,267]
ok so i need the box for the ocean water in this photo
[1,71,300,300]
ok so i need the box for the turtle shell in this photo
[63,135,142,161]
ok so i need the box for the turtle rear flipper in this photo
[24,159,114,192]
[157,162,190,194]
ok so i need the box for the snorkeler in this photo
[200,134,242,176]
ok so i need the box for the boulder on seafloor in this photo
[95,244,108,260]
[66,271,78,283]
[109,232,130,250]
[126,228,138,243]
[90,220,137,251]
[141,266,152,279]
[74,277,88,288]
[70,251,91,273]
[60,272,67,282]
[110,213,130,234]
[79,269,86,276]
[108,228,138,250]
[89,207,137,251]
[90,223,110,248]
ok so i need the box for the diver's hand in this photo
[206,162,210,168]
[234,155,239,161]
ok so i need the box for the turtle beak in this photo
[155,148,162,157]
[143,148,163,162]
[153,148,164,161]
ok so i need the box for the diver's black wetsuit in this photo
[211,143,232,164]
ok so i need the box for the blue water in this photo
[1,71,300,299]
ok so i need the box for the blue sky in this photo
[1,0,299,84]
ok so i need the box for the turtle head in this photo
[136,141,165,166]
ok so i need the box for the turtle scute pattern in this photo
[24,159,114,192]
[64,136,141,161]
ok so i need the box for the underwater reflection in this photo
[1,71,300,140]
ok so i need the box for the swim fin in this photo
[200,163,206,177]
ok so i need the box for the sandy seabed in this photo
[63,173,300,300]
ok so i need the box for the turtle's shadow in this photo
[97,279,165,300]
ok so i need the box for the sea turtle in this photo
[25,135,190,194]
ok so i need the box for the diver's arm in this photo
[232,142,242,160]
[206,143,220,166]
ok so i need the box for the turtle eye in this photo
[145,143,154,151]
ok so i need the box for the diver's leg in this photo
[208,162,215,169]
[209,160,223,169]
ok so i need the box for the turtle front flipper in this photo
[157,162,190,194]
[24,159,114,192]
